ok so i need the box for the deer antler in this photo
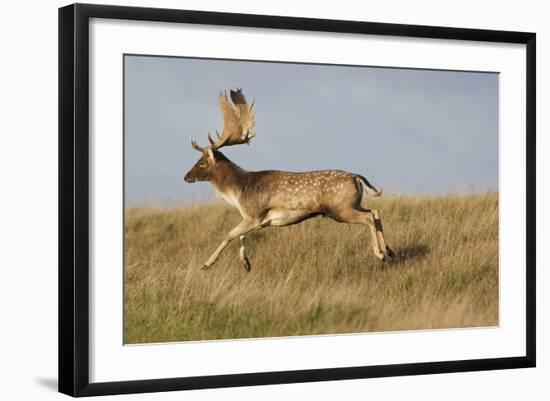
[189,137,205,152]
[189,88,256,152]
[211,88,256,149]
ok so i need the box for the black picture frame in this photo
[59,3,536,397]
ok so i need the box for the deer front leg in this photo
[239,235,251,272]
[202,220,257,271]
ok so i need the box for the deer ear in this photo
[207,148,215,162]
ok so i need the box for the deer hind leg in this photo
[342,208,391,260]
[202,219,258,271]
[370,209,394,258]
[364,213,387,260]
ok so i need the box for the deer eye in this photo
[199,161,207,168]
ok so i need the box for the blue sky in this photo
[124,55,498,205]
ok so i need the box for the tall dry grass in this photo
[124,192,498,344]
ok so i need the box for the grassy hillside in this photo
[124,192,498,344]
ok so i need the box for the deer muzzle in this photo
[184,172,196,183]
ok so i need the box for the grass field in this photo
[124,191,498,344]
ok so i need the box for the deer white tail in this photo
[356,175,382,197]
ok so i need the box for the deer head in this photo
[184,88,256,183]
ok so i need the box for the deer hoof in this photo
[243,259,252,272]
[386,247,395,259]
[201,264,211,271]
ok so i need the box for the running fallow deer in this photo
[184,88,393,271]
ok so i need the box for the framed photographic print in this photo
[58,3,536,397]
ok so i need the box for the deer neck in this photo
[209,158,248,199]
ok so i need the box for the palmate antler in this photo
[190,88,256,152]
